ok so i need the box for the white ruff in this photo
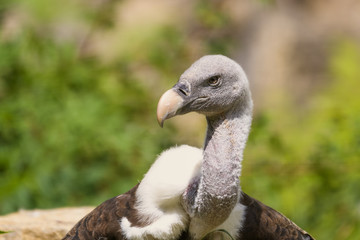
[120,145,202,240]
[120,145,246,240]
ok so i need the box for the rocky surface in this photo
[0,207,93,240]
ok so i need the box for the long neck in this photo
[188,98,253,239]
[203,103,252,198]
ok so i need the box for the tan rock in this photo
[0,207,93,240]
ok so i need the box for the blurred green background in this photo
[0,0,359,239]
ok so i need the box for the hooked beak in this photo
[157,89,184,127]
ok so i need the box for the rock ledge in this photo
[0,207,93,240]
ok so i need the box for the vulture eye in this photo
[207,76,221,87]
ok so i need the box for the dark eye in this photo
[208,76,221,87]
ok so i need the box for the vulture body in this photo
[64,182,313,240]
[63,55,314,240]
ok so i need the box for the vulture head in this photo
[157,54,251,126]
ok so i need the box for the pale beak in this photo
[157,89,184,127]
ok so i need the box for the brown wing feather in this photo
[63,185,144,240]
[238,192,315,240]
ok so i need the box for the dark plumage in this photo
[239,192,313,240]
[63,55,315,240]
[64,187,313,240]
[63,185,139,240]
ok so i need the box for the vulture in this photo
[63,55,315,240]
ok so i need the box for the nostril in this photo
[178,88,188,96]
[173,82,190,97]
[174,82,190,96]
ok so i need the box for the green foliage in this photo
[0,3,175,213]
[243,39,360,240]
[0,1,359,240]
[258,0,276,6]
